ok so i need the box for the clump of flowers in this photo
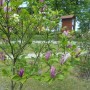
[18,69,24,77]
[50,66,56,78]
[45,51,51,60]
[37,26,45,33]
[60,53,71,65]
[10,13,19,23]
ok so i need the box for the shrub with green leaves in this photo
[0,0,81,90]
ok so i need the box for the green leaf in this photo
[43,76,51,82]
[48,78,54,84]
[57,74,64,80]
[20,78,27,84]
[12,75,20,81]
[2,69,10,76]
[2,69,8,75]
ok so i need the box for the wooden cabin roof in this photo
[61,15,75,19]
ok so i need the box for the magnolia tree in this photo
[0,0,81,90]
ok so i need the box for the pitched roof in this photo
[61,15,75,19]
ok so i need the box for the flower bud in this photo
[60,53,71,65]
[50,66,56,78]
[18,69,24,77]
[45,51,51,60]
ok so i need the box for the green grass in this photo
[32,34,56,41]
[0,75,90,90]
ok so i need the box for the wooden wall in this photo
[62,18,73,30]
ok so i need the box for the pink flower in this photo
[39,0,44,3]
[18,69,24,77]
[63,30,69,36]
[50,66,56,78]
[60,53,71,65]
[4,6,11,12]
[45,51,51,60]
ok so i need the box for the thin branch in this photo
[0,45,13,60]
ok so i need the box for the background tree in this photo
[43,0,90,32]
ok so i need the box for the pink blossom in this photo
[50,66,56,78]
[63,30,69,36]
[45,51,51,60]
[39,0,44,3]
[4,6,11,12]
[60,53,71,65]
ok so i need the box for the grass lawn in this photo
[23,41,62,55]
[0,75,90,90]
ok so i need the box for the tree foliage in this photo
[0,0,84,90]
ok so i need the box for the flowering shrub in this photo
[0,0,81,90]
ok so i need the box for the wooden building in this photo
[61,15,75,31]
